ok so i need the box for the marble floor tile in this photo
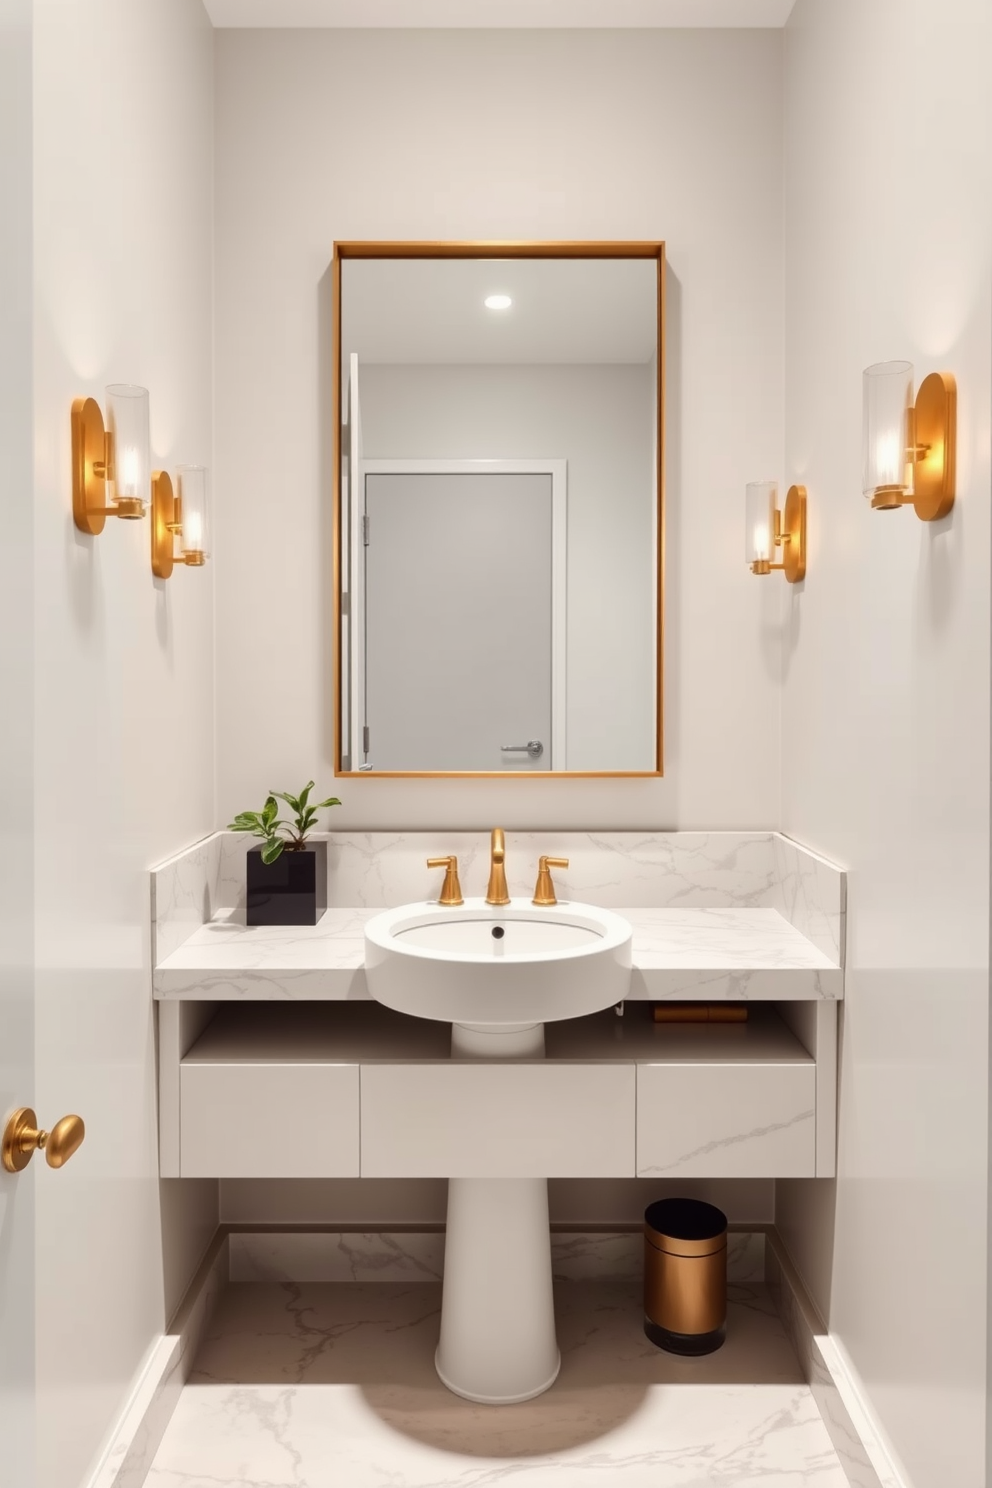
[147,1280,849,1487]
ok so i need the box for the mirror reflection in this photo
[335,248,663,775]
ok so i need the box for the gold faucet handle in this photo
[533,856,569,907]
[427,856,464,906]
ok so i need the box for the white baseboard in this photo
[83,1231,228,1488]
[765,1230,910,1488]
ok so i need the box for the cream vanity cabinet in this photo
[158,999,836,1181]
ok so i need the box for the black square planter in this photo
[246,841,327,926]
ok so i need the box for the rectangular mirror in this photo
[333,242,665,777]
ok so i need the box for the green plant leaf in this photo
[228,812,262,832]
[271,791,301,815]
[297,782,313,813]
[260,837,285,864]
[262,796,279,827]
[315,797,341,809]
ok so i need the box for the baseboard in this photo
[83,1231,228,1488]
[82,1221,903,1488]
[765,1229,909,1488]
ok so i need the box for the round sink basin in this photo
[364,898,632,1026]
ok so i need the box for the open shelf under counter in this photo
[154,905,843,1002]
[160,1000,836,1184]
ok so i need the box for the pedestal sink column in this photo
[435,1020,560,1404]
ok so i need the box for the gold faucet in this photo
[485,828,511,906]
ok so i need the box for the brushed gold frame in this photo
[332,240,666,778]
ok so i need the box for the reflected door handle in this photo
[500,741,544,758]
[2,1108,86,1173]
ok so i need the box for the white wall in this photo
[777,3,992,1485]
[360,361,656,770]
[213,27,785,829]
[32,3,218,1485]
[0,5,36,1483]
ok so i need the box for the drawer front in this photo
[361,1064,635,1178]
[180,1063,360,1178]
[636,1063,816,1178]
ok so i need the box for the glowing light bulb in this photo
[183,509,203,549]
[484,294,512,311]
[752,523,770,561]
[120,445,140,498]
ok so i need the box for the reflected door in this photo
[363,470,559,771]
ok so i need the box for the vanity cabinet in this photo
[159,1001,836,1181]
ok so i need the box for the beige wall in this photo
[777,3,992,1485]
[213,27,786,830]
[32,3,218,1484]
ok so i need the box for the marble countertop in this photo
[154,905,842,1002]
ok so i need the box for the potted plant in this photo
[228,782,341,926]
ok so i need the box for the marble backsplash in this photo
[152,830,845,969]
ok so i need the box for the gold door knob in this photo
[2,1108,86,1174]
[533,856,569,907]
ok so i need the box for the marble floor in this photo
[147,1278,849,1487]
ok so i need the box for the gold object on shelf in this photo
[427,855,463,906]
[2,1108,86,1174]
[749,485,806,583]
[652,1004,748,1023]
[486,827,510,906]
[71,397,145,533]
[532,855,569,906]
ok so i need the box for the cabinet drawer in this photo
[636,1063,816,1178]
[361,1063,635,1178]
[180,1063,360,1178]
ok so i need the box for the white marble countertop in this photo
[154,905,842,1002]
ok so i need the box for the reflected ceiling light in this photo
[745,481,807,582]
[484,294,512,310]
[862,361,956,520]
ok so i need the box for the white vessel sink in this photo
[364,898,632,1026]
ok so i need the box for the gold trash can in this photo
[644,1198,727,1355]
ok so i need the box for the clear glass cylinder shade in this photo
[863,361,914,500]
[177,465,209,558]
[745,481,777,565]
[105,384,151,509]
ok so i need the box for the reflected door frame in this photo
[354,459,567,771]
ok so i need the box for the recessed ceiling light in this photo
[484,294,512,311]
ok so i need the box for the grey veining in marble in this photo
[154,904,842,1000]
[769,835,847,966]
[227,1229,768,1288]
[146,1276,849,1487]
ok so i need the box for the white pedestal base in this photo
[435,1021,560,1404]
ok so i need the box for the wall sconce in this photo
[151,464,210,578]
[745,481,806,582]
[72,385,151,534]
[863,361,956,520]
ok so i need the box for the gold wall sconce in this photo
[745,481,807,582]
[72,384,152,534]
[863,361,956,520]
[151,465,210,578]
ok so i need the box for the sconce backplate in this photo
[71,397,108,535]
[151,470,176,579]
[913,372,956,521]
[782,484,807,583]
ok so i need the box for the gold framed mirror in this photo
[333,241,665,778]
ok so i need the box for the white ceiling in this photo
[342,258,658,365]
[205,0,797,29]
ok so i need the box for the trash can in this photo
[643,1197,727,1355]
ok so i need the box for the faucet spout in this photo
[486,827,510,906]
